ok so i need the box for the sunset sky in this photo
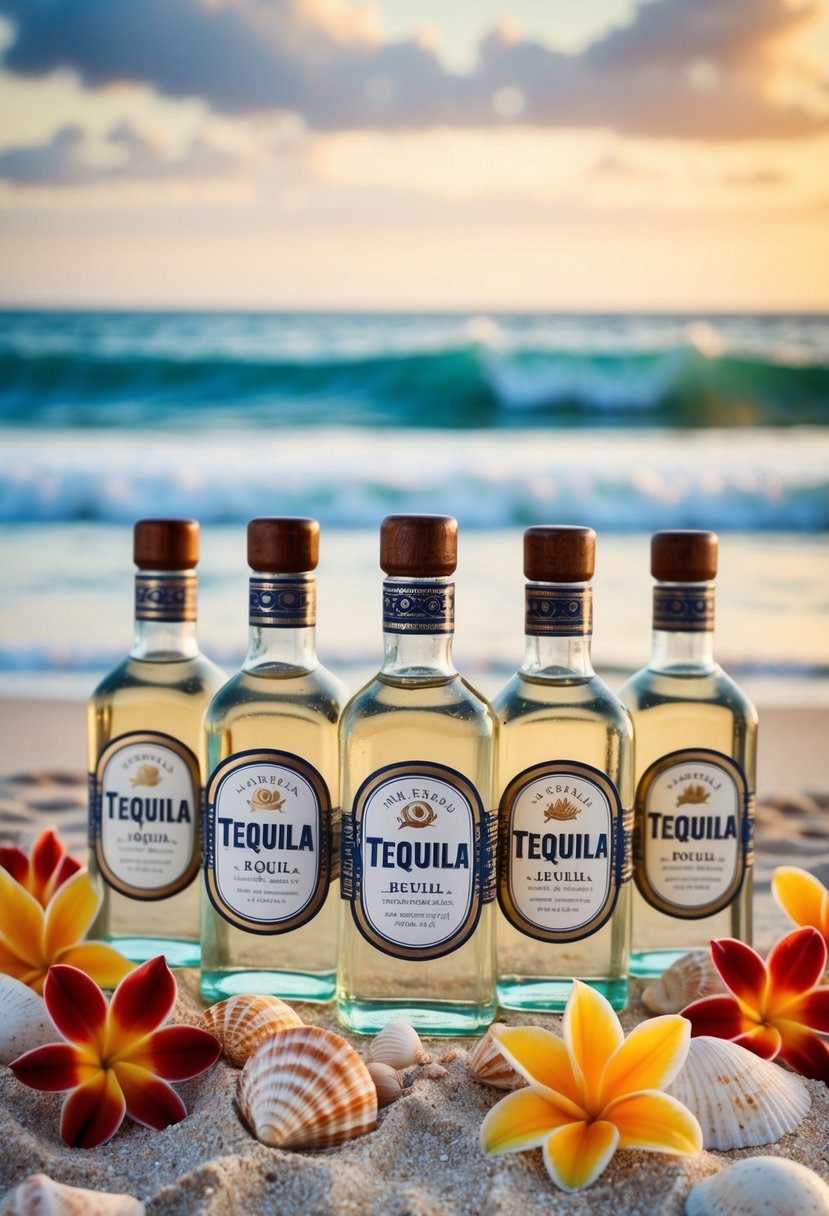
[1,0,828,309]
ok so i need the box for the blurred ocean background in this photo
[1,309,827,704]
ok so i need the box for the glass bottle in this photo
[337,514,496,1036]
[201,518,347,1002]
[620,530,757,977]
[88,518,224,966]
[493,526,633,1011]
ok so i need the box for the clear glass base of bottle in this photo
[629,947,695,978]
[200,968,336,1004]
[497,976,628,1012]
[337,997,497,1038]
[107,936,200,968]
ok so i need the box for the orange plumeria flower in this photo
[682,928,829,1082]
[0,827,81,907]
[11,956,221,1148]
[481,981,702,1192]
[772,866,829,950]
[0,865,133,993]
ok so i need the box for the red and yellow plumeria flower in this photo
[682,928,829,1082]
[11,956,221,1148]
[0,865,133,993]
[481,980,702,1192]
[0,826,81,907]
[772,866,829,950]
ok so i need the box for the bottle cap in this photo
[133,519,199,571]
[247,518,319,573]
[651,530,718,582]
[524,525,596,583]
[380,514,457,577]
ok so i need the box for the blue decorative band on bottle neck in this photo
[525,585,593,637]
[135,573,196,623]
[383,580,455,634]
[249,576,316,629]
[653,584,714,633]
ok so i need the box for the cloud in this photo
[0,0,826,140]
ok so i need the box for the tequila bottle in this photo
[201,518,347,1002]
[88,519,224,966]
[620,531,757,977]
[337,515,496,1036]
[494,526,633,1011]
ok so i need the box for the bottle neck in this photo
[521,582,594,678]
[244,572,318,675]
[650,582,716,673]
[381,576,456,679]
[131,571,200,660]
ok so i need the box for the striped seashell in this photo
[200,994,303,1068]
[366,1061,404,1108]
[666,1036,810,1151]
[468,1023,526,1090]
[238,1025,377,1149]
[686,1157,829,1216]
[0,975,61,1066]
[10,1174,144,1215]
[641,949,726,1014]
[365,1021,430,1070]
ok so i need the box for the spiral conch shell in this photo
[9,1174,144,1215]
[0,974,61,1065]
[365,1021,430,1070]
[641,949,726,1014]
[200,994,303,1068]
[248,787,285,812]
[685,1157,829,1216]
[238,1025,377,1149]
[397,801,438,829]
[666,1036,810,1151]
[468,1023,526,1090]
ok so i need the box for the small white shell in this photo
[686,1157,829,1216]
[201,994,303,1068]
[11,1173,145,1215]
[0,975,61,1065]
[468,1023,526,1090]
[666,1036,810,1151]
[365,1021,429,1070]
[641,950,726,1014]
[366,1061,403,1108]
[239,1025,377,1149]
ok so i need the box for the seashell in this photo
[239,1025,377,1150]
[468,1023,526,1090]
[365,1021,430,1070]
[641,949,726,1014]
[248,787,285,812]
[685,1157,829,1216]
[200,994,303,1068]
[366,1061,403,1108]
[0,975,61,1065]
[130,764,160,788]
[419,1062,448,1079]
[666,1036,810,1151]
[11,1173,145,1215]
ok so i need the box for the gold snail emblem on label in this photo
[131,764,161,788]
[676,783,710,807]
[248,788,285,813]
[543,797,580,822]
[397,801,438,830]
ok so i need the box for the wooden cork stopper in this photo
[247,517,319,573]
[380,514,457,577]
[524,526,596,583]
[133,519,199,570]
[651,530,718,582]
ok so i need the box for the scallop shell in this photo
[685,1157,829,1216]
[365,1021,430,1070]
[641,950,726,1014]
[366,1061,403,1108]
[10,1173,145,1215]
[666,1036,810,1150]
[238,1025,377,1149]
[201,994,303,1068]
[0,975,61,1065]
[468,1023,526,1090]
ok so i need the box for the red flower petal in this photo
[782,987,829,1033]
[44,965,108,1049]
[107,956,176,1046]
[10,1042,94,1092]
[710,938,767,1007]
[114,1062,187,1130]
[767,927,827,1004]
[43,854,83,903]
[681,994,754,1040]
[734,1023,782,1060]
[777,1025,829,1083]
[60,1070,126,1149]
[0,845,28,884]
[31,828,63,894]
[125,1025,221,1081]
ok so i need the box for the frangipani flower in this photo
[772,866,829,950]
[0,827,81,907]
[682,928,829,1082]
[11,956,221,1148]
[0,865,133,993]
[481,981,702,1192]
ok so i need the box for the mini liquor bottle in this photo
[201,518,347,1002]
[620,531,757,977]
[337,514,496,1035]
[88,519,225,966]
[493,526,633,1011]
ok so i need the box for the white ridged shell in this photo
[201,994,303,1068]
[468,1024,526,1090]
[365,1021,429,1070]
[666,1036,810,1151]
[0,975,61,1065]
[686,1157,829,1216]
[641,950,726,1014]
[238,1025,378,1149]
[10,1174,145,1215]
[366,1061,403,1108]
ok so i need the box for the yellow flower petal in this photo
[542,1119,619,1192]
[603,1090,702,1155]
[481,1087,575,1156]
[58,942,135,989]
[42,870,100,960]
[599,1014,691,1104]
[0,938,39,985]
[493,1026,586,1116]
[563,980,623,1105]
[0,866,45,969]
[772,867,828,935]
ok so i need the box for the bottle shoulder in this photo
[341,671,495,731]
[90,652,225,701]
[620,663,758,723]
[492,670,632,736]
[205,662,347,727]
